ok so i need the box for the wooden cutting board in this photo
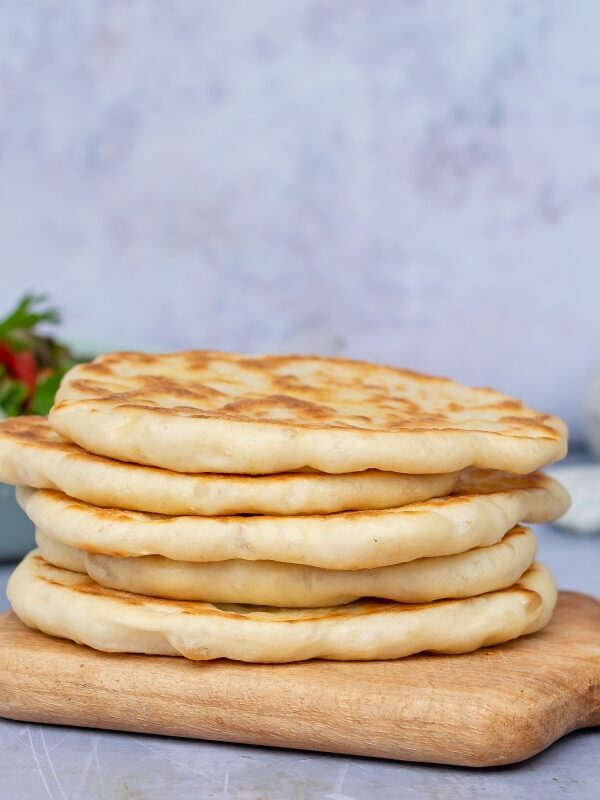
[0,591,598,767]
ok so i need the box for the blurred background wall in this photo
[0,1,599,441]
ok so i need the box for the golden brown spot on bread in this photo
[221,395,334,420]
[137,376,225,401]
[105,352,160,366]
[183,352,214,369]
[484,399,524,411]
[271,373,303,389]
[80,362,113,376]
[68,379,119,398]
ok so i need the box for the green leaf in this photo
[0,293,60,350]
[29,368,68,415]
[0,376,28,416]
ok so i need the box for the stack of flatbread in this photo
[1,352,570,663]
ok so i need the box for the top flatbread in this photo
[0,417,457,515]
[49,351,568,475]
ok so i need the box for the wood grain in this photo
[0,591,598,767]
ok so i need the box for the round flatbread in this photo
[19,470,570,569]
[35,526,537,607]
[0,417,457,515]
[49,351,567,475]
[7,552,557,663]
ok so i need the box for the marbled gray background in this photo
[1,1,599,441]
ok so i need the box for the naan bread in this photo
[49,351,567,475]
[0,417,457,515]
[18,470,569,569]
[35,526,537,606]
[7,552,557,663]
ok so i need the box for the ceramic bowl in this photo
[0,482,35,562]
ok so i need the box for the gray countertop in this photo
[1,524,599,800]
